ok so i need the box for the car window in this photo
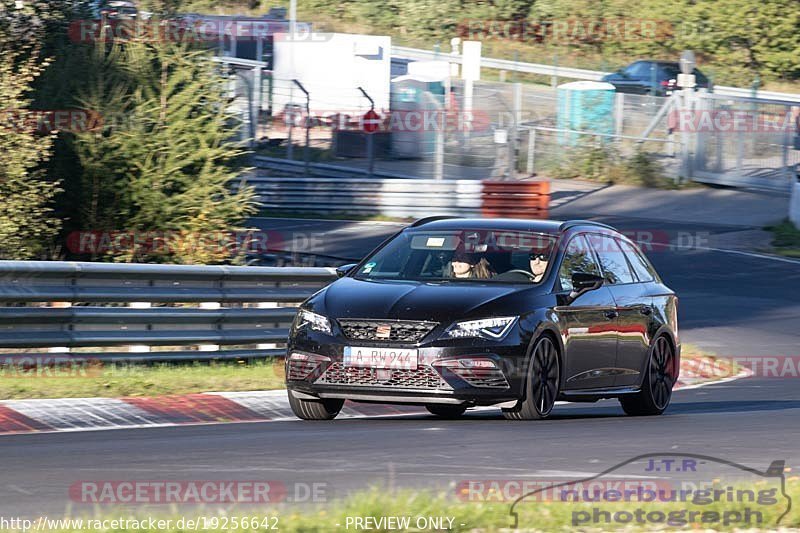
[558,235,601,291]
[587,234,635,285]
[617,239,658,282]
[354,229,557,283]
[624,62,653,80]
[658,64,680,79]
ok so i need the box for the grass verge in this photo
[10,479,800,532]
[1,344,734,400]
[765,219,800,258]
[0,359,286,400]
[679,343,747,385]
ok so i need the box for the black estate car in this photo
[286,218,679,421]
[602,60,710,96]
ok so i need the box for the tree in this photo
[0,1,61,259]
[73,37,256,264]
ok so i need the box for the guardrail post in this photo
[198,302,221,352]
[257,302,279,350]
[128,302,152,353]
[48,301,71,354]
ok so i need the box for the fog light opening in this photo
[287,352,330,380]
[433,357,509,388]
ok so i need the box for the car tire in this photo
[620,335,676,416]
[287,389,344,420]
[503,335,560,421]
[425,405,467,418]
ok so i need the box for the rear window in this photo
[586,234,635,285]
[618,239,658,282]
[558,235,602,291]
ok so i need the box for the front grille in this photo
[315,363,451,389]
[337,320,438,343]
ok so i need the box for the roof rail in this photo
[409,216,461,227]
[558,220,616,232]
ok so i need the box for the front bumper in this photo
[286,328,528,407]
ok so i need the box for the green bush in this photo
[543,142,676,188]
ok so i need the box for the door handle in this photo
[604,310,619,320]
[639,306,653,316]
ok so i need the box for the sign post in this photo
[363,108,380,178]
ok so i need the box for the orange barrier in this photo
[481,180,550,219]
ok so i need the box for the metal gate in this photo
[687,92,800,192]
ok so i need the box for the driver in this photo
[449,249,494,279]
[529,248,550,283]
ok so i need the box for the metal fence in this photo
[0,261,337,362]
[689,93,800,191]
[225,55,798,192]
[252,77,683,182]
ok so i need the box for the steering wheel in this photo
[493,269,537,282]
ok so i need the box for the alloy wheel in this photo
[649,336,675,410]
[530,336,559,416]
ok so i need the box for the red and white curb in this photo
[0,391,426,435]
[0,363,751,435]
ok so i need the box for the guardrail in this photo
[392,46,800,104]
[243,174,486,217]
[0,261,338,362]
[243,174,552,218]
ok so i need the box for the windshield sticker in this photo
[362,262,376,273]
[426,237,446,247]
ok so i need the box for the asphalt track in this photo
[1,215,799,520]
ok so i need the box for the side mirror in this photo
[568,272,605,302]
[335,263,358,278]
[573,272,604,290]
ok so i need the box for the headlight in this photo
[293,309,332,335]
[442,316,517,340]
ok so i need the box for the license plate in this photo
[343,347,418,370]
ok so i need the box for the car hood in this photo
[308,277,542,322]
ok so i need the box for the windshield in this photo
[354,229,557,283]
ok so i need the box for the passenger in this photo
[448,250,494,279]
[529,249,550,283]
